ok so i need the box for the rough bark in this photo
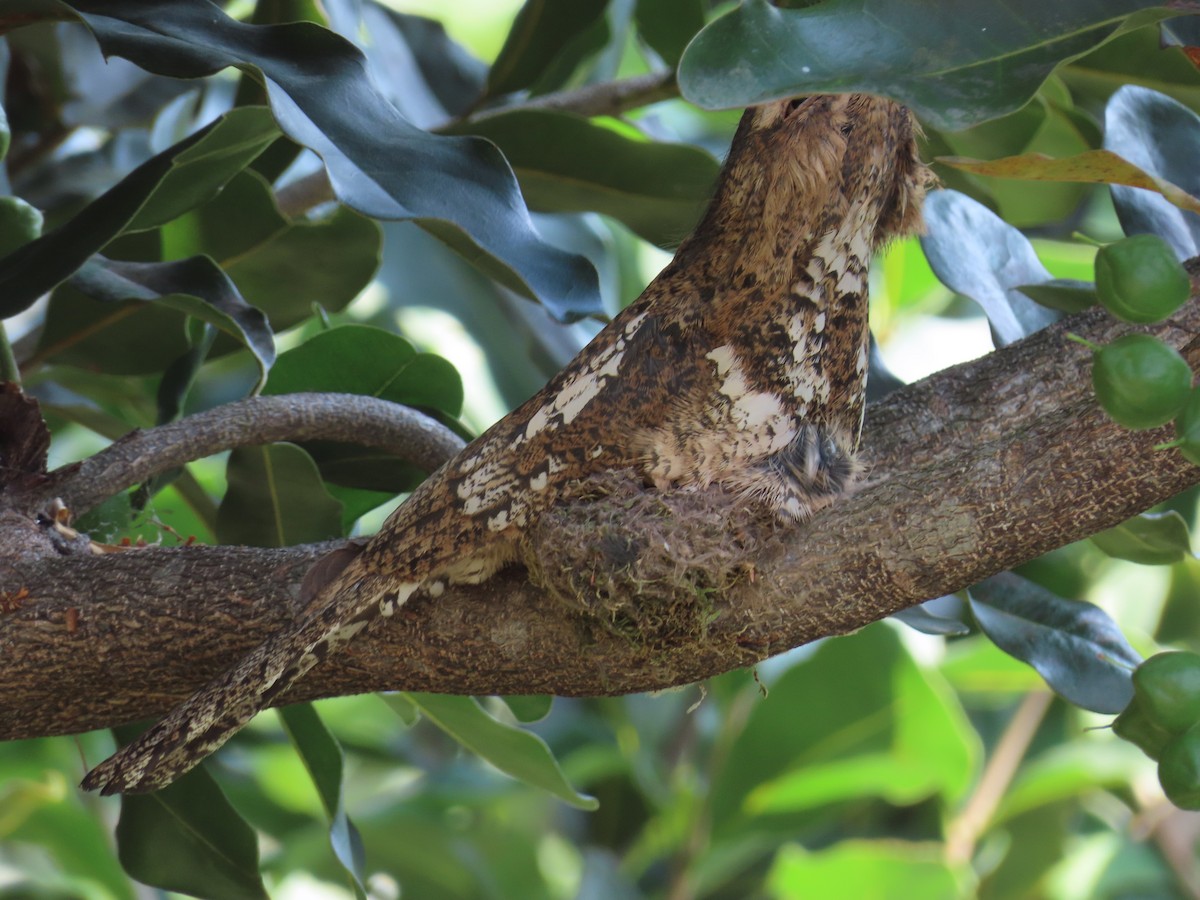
[4,267,1199,742]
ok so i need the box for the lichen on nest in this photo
[519,469,785,647]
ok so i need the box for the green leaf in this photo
[112,725,267,900]
[890,599,971,636]
[390,694,598,810]
[277,704,367,897]
[1105,85,1200,259]
[72,0,603,320]
[968,573,1141,714]
[68,255,275,386]
[1015,279,1097,314]
[262,324,463,493]
[921,190,1061,345]
[216,443,344,547]
[265,324,461,414]
[500,695,554,723]
[679,0,1171,130]
[994,739,1149,825]
[449,110,718,248]
[0,107,277,317]
[163,169,380,336]
[0,195,44,258]
[635,0,706,67]
[1090,510,1194,565]
[767,841,966,899]
[713,625,977,829]
[484,0,611,98]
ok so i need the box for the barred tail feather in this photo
[81,575,420,795]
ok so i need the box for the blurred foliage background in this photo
[3,1,1200,898]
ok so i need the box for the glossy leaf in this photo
[1090,510,1193,565]
[940,149,1200,215]
[69,0,602,319]
[0,107,277,317]
[277,704,367,896]
[216,442,344,547]
[891,600,971,637]
[263,324,463,493]
[679,0,1171,130]
[1105,85,1200,259]
[394,693,598,810]
[112,725,267,900]
[484,0,611,98]
[67,255,275,386]
[450,110,718,247]
[968,573,1141,714]
[921,190,1061,345]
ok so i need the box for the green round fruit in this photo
[0,196,43,260]
[1113,696,1174,760]
[1133,651,1200,734]
[1171,386,1200,466]
[1092,334,1192,430]
[1095,234,1190,324]
[1158,723,1200,810]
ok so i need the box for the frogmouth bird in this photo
[83,93,931,794]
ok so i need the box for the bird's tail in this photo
[81,573,419,794]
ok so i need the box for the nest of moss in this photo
[519,470,784,647]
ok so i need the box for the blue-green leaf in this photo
[70,0,602,320]
[921,190,1061,345]
[968,573,1141,713]
[679,0,1172,131]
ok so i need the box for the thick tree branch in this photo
[5,274,1200,742]
[33,393,465,518]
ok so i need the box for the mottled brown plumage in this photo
[82,94,931,794]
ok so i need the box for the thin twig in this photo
[945,691,1054,865]
[469,70,680,121]
[37,392,466,517]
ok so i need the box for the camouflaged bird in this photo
[82,94,932,794]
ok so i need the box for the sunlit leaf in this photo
[767,841,966,899]
[940,149,1200,215]
[968,573,1141,713]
